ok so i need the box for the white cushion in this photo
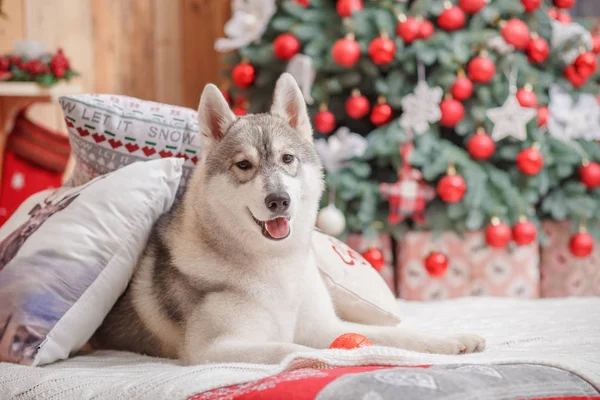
[312,230,401,326]
[0,158,183,366]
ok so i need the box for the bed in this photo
[1,297,599,400]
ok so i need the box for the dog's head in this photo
[192,73,323,248]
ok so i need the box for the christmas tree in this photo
[218,0,600,259]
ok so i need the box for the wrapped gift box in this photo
[396,230,540,301]
[540,221,600,297]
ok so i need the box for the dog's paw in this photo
[421,334,486,355]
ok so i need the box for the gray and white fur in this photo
[93,74,485,364]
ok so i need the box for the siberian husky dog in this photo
[93,74,485,365]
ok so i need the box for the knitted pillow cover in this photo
[0,158,183,366]
[59,94,201,191]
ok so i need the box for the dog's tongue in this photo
[265,217,290,239]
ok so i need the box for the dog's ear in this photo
[270,73,313,141]
[198,84,236,146]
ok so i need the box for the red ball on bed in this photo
[329,333,373,349]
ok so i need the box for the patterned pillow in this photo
[0,158,183,366]
[59,94,200,190]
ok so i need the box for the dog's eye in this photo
[282,154,294,164]
[236,160,252,170]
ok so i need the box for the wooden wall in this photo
[180,0,231,109]
[0,0,230,129]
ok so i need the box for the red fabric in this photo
[528,398,600,400]
[0,151,63,226]
[9,114,71,173]
[190,365,431,400]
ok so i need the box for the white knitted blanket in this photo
[2,297,599,400]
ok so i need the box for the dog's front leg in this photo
[295,266,485,355]
[183,339,315,365]
[181,296,316,365]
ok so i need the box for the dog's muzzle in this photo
[249,210,291,241]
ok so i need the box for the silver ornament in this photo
[486,95,536,141]
[548,84,600,141]
[214,0,276,52]
[399,81,443,135]
[551,20,593,64]
[315,127,368,173]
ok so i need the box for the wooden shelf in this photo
[0,82,83,100]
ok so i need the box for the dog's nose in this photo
[265,192,290,213]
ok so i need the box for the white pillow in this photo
[312,230,401,326]
[0,158,183,366]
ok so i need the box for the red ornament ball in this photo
[569,232,594,258]
[554,0,575,9]
[370,102,392,126]
[273,33,300,61]
[564,65,587,88]
[437,174,467,203]
[232,62,255,89]
[314,110,336,134]
[234,94,246,106]
[439,98,465,127]
[467,132,495,160]
[537,106,549,127]
[419,20,435,39]
[438,6,466,31]
[486,221,512,248]
[521,0,541,12]
[232,106,247,116]
[332,36,361,67]
[517,87,537,107]
[580,162,600,189]
[292,0,310,6]
[574,52,598,79]
[468,55,496,83]
[362,248,385,271]
[593,36,600,54]
[501,19,531,50]
[329,333,373,349]
[424,252,449,277]
[513,220,537,246]
[336,0,363,17]
[451,76,473,101]
[555,11,572,24]
[517,147,544,175]
[459,0,486,14]
[346,92,370,119]
[369,36,396,65]
[397,17,421,44]
[527,37,549,63]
